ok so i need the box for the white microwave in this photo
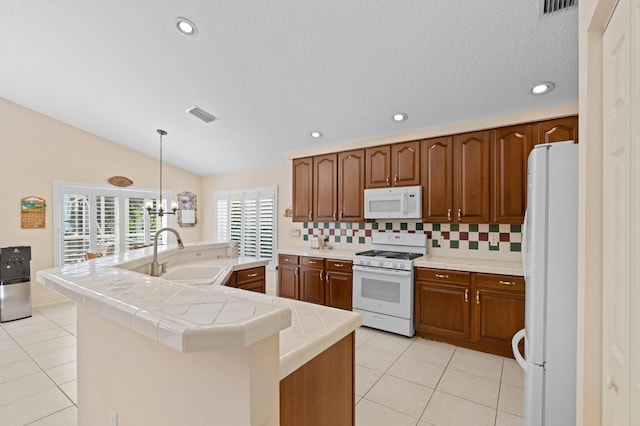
[364,186,422,219]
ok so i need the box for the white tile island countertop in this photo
[36,242,362,379]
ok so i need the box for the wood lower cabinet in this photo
[415,267,525,357]
[292,157,313,222]
[325,259,353,310]
[365,140,420,188]
[225,266,266,294]
[278,255,353,310]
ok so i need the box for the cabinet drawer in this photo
[301,257,324,267]
[415,268,470,285]
[474,273,524,293]
[279,254,299,265]
[237,267,265,284]
[325,259,352,273]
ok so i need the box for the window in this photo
[215,186,277,269]
[54,182,172,266]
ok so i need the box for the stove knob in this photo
[393,263,399,269]
[365,260,371,266]
[378,261,384,267]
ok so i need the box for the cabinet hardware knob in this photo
[294,267,298,277]
[339,210,343,220]
[435,273,448,278]
[394,174,398,184]
[605,376,618,392]
[308,260,316,264]
[499,280,516,286]
[334,263,344,267]
[325,271,330,281]
[476,290,480,304]
[333,211,337,220]
[320,271,324,280]
[458,208,462,221]
[447,209,452,222]
[247,273,258,278]
[386,175,390,185]
[464,289,469,303]
[308,211,312,220]
[285,258,291,262]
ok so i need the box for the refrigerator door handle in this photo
[512,328,527,371]
[522,210,528,278]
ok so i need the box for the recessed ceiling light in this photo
[176,18,197,36]
[393,113,408,122]
[531,82,555,95]
[310,131,323,138]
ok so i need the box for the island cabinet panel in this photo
[337,150,365,222]
[472,273,525,355]
[491,124,536,223]
[299,257,326,305]
[325,259,353,311]
[454,130,491,223]
[365,140,420,188]
[414,268,471,340]
[422,137,454,223]
[278,255,300,300]
[236,266,266,293]
[280,332,355,426]
[536,115,579,144]
[292,157,313,222]
[313,154,338,222]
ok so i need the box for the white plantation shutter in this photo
[215,187,277,269]
[54,182,172,266]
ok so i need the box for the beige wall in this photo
[0,97,203,306]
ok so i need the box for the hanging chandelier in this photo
[146,129,178,217]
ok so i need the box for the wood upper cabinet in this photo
[278,255,300,300]
[422,137,454,223]
[491,124,536,224]
[292,157,313,222]
[324,259,353,311]
[337,150,365,222]
[299,257,325,305]
[414,268,471,340]
[454,131,491,223]
[365,140,420,188]
[313,154,338,222]
[537,116,578,144]
[472,273,525,354]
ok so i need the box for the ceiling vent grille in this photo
[186,106,217,123]
[541,0,577,16]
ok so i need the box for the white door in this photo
[602,0,639,423]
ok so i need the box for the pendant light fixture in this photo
[146,129,178,217]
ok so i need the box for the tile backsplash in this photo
[302,221,523,261]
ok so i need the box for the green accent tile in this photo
[489,243,499,251]
[346,223,353,229]
[432,240,440,248]
[303,222,308,228]
[334,236,341,242]
[313,222,318,228]
[372,222,379,230]
[450,240,459,249]
[400,223,408,230]
[303,235,308,241]
[489,224,499,232]
[432,223,441,231]
[469,241,479,250]
[510,224,522,233]
[510,242,522,252]
[385,222,393,230]
[323,222,329,228]
[358,223,365,229]
[450,224,459,232]
[347,236,353,243]
[416,223,424,231]
[469,224,479,232]
[359,237,366,244]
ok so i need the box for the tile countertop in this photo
[414,255,524,276]
[36,242,361,379]
[278,247,359,261]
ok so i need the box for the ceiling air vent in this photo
[541,0,577,16]
[186,106,217,123]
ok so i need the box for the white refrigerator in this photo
[512,141,578,426]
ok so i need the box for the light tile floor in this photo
[0,302,524,426]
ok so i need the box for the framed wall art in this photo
[177,191,197,227]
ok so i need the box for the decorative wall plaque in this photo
[177,191,197,227]
[21,196,46,228]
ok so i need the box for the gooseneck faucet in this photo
[150,227,185,277]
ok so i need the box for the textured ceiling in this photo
[0,1,578,176]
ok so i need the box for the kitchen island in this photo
[36,242,361,426]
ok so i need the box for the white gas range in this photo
[352,233,427,337]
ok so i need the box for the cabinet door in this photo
[238,280,265,294]
[325,271,352,311]
[472,288,525,350]
[313,154,338,222]
[365,145,392,188]
[415,281,470,340]
[491,125,535,223]
[454,131,490,223]
[422,137,454,223]
[278,265,299,300]
[338,149,365,222]
[300,266,325,305]
[391,140,421,186]
[537,116,578,144]
[292,157,313,222]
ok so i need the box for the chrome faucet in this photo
[150,227,185,277]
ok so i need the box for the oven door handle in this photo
[352,265,412,277]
